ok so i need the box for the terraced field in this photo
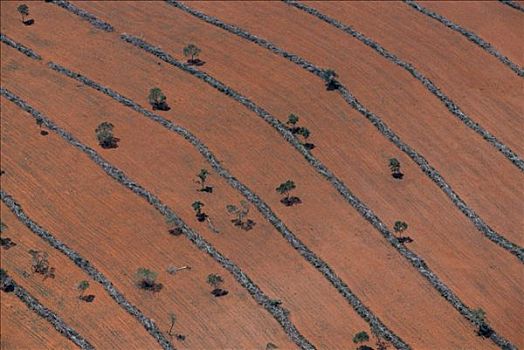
[1,1,523,349]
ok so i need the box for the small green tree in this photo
[136,268,162,292]
[192,201,203,216]
[276,180,296,202]
[277,180,301,206]
[192,201,207,222]
[389,158,401,175]
[17,4,29,23]
[296,127,311,144]
[183,43,201,62]
[196,169,212,192]
[353,331,370,345]
[471,308,486,323]
[148,87,169,110]
[393,221,408,238]
[207,273,223,289]
[226,201,255,230]
[77,280,89,297]
[95,122,117,148]
[287,114,299,126]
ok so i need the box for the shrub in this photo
[353,331,370,344]
[196,168,213,192]
[183,43,201,63]
[136,268,163,292]
[28,250,55,280]
[226,200,255,231]
[471,308,486,324]
[192,201,207,222]
[148,87,169,111]
[389,158,403,179]
[393,221,408,237]
[77,280,89,296]
[207,273,228,297]
[17,4,29,22]
[287,114,299,126]
[95,122,118,149]
[276,180,301,206]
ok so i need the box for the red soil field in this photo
[184,0,524,247]
[0,97,294,349]
[0,48,374,349]
[420,0,524,66]
[0,202,161,349]
[0,4,502,350]
[0,291,75,350]
[1,1,522,349]
[75,0,523,346]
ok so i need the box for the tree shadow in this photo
[397,236,413,244]
[187,59,205,67]
[137,280,163,293]
[304,143,316,151]
[477,324,494,338]
[80,295,95,303]
[231,219,256,231]
[196,213,208,222]
[326,80,341,91]
[392,172,404,180]
[40,130,49,136]
[281,197,302,207]
[100,137,120,149]
[23,19,34,26]
[198,186,213,193]
[211,288,228,297]
[0,237,17,250]
[151,102,171,111]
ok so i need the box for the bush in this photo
[148,87,170,111]
[95,122,118,149]
[136,268,163,292]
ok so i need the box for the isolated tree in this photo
[196,168,212,192]
[17,4,29,23]
[183,43,201,63]
[207,273,228,297]
[353,331,370,345]
[287,114,299,127]
[471,308,486,324]
[276,180,300,206]
[393,221,408,238]
[323,68,340,90]
[192,201,207,222]
[226,200,255,231]
[207,273,223,289]
[296,127,311,144]
[95,122,117,148]
[28,250,55,280]
[276,180,295,201]
[136,268,162,292]
[35,116,48,136]
[148,87,169,111]
[389,158,402,179]
[77,280,89,298]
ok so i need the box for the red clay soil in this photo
[0,99,294,349]
[73,1,524,347]
[185,0,524,247]
[305,1,524,154]
[0,3,503,349]
[0,290,75,350]
[0,202,161,350]
[420,0,524,67]
[0,38,372,349]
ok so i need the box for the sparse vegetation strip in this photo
[0,33,42,60]
[0,88,315,350]
[118,36,519,350]
[498,0,524,12]
[166,1,524,261]
[0,269,94,349]
[0,189,174,350]
[281,0,524,171]
[48,61,410,350]
[404,0,524,77]
[46,0,114,32]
